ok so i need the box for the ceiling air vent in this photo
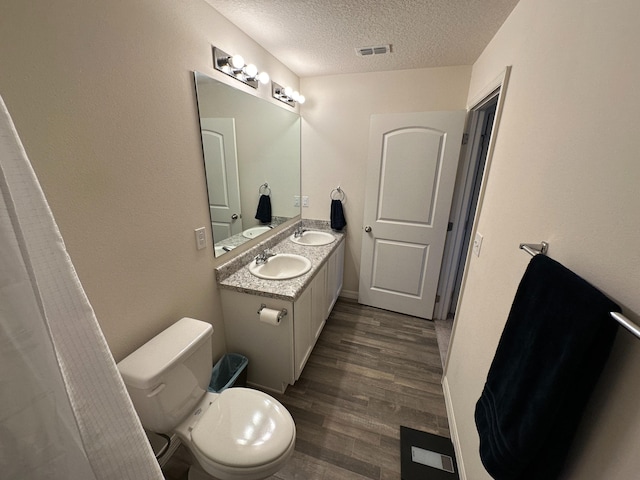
[355,44,391,57]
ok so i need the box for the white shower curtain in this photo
[0,94,164,479]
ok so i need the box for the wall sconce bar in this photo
[213,46,269,89]
[272,81,305,107]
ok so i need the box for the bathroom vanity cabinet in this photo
[220,241,344,393]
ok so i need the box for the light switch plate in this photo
[473,232,483,257]
[195,227,206,250]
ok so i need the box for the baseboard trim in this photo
[339,289,358,300]
[442,376,467,480]
[247,380,286,395]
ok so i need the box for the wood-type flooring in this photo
[162,298,450,480]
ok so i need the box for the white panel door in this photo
[358,111,465,318]
[200,118,243,240]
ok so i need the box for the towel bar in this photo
[519,241,640,339]
[519,242,548,256]
[610,312,640,339]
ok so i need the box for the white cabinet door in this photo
[293,286,312,381]
[311,265,327,343]
[325,241,345,319]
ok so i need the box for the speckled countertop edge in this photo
[215,219,345,302]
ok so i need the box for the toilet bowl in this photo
[117,317,296,480]
[175,388,295,480]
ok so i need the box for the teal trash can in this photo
[208,353,248,393]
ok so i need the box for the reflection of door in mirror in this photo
[201,118,243,241]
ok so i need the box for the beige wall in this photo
[300,67,472,296]
[445,0,640,478]
[0,0,299,362]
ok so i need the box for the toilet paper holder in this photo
[257,304,288,321]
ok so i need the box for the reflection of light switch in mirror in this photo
[294,195,300,207]
[302,196,309,207]
[473,232,483,257]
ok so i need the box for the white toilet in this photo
[117,317,296,480]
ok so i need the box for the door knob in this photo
[231,214,239,220]
[364,225,372,233]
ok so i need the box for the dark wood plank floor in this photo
[162,298,449,480]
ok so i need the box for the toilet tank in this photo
[117,317,213,433]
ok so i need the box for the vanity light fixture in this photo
[213,46,270,89]
[272,81,306,107]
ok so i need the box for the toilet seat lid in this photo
[191,388,295,468]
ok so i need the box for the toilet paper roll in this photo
[259,308,281,326]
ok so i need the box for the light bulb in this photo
[229,54,245,70]
[292,91,300,101]
[283,86,293,98]
[297,95,306,105]
[243,63,258,78]
[257,71,270,85]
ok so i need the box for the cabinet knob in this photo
[364,225,372,233]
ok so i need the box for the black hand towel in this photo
[254,194,272,224]
[475,254,620,480]
[330,199,346,231]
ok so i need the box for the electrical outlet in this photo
[294,195,300,207]
[302,195,309,207]
[473,232,483,257]
[195,227,206,250]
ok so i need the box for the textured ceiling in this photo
[204,0,521,77]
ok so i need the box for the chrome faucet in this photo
[294,226,307,238]
[255,250,277,265]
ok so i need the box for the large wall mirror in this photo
[193,71,301,257]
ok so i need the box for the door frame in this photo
[434,67,512,328]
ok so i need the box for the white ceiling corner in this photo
[204,0,521,77]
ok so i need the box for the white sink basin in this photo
[242,226,272,239]
[249,254,312,280]
[289,231,336,246]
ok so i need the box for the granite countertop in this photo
[215,220,345,302]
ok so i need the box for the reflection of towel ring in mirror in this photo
[259,183,271,196]
[330,187,345,201]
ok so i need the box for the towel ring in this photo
[259,183,271,196]
[330,187,345,201]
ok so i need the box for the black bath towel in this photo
[475,254,620,480]
[254,194,272,224]
[330,199,347,231]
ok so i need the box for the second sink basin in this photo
[242,226,272,239]
[249,253,312,280]
[289,230,336,246]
